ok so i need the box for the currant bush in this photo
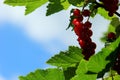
[7,0,120,79]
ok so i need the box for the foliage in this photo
[3,0,120,80]
[19,68,65,80]
[46,46,83,68]
[19,37,120,80]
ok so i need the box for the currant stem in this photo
[82,0,89,11]
[115,12,120,17]
[110,68,114,80]
[87,6,95,21]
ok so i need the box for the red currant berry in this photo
[78,39,86,48]
[107,32,116,41]
[82,9,90,17]
[91,42,96,49]
[74,23,83,36]
[89,49,95,55]
[84,21,92,29]
[72,19,82,27]
[73,9,80,17]
[72,18,78,25]
[74,26,80,36]
[77,15,83,22]
[86,29,93,37]
[84,38,92,43]
[83,51,93,60]
[108,12,114,17]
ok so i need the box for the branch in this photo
[115,12,120,17]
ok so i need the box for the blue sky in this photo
[0,21,53,79]
[0,0,111,80]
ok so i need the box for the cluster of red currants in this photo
[71,9,96,60]
[99,0,119,16]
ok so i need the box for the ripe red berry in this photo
[73,9,80,17]
[84,29,93,37]
[83,49,94,60]
[82,9,90,17]
[89,49,95,55]
[84,21,92,29]
[88,29,93,36]
[108,12,114,17]
[84,38,92,43]
[72,18,79,25]
[91,42,96,49]
[107,32,116,41]
[77,15,83,22]
[73,22,83,36]
[72,19,82,27]
[79,39,86,48]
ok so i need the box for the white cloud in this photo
[0,0,72,41]
[0,0,110,53]
[0,0,78,53]
[0,75,5,80]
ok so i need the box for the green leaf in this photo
[25,0,48,15]
[100,32,107,42]
[110,17,120,27]
[97,8,114,20]
[115,25,120,37]
[46,2,64,16]
[19,68,65,80]
[63,67,77,80]
[76,59,88,74]
[46,0,70,16]
[71,73,97,80]
[4,0,28,6]
[88,37,120,73]
[89,4,98,17]
[61,0,70,10]
[46,46,84,68]
[71,59,97,80]
[68,0,84,7]
[108,25,116,33]
[4,0,48,15]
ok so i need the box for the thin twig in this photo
[115,12,120,17]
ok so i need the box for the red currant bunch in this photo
[99,0,119,16]
[71,8,96,60]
